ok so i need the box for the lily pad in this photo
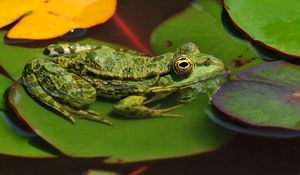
[224,0,300,58]
[151,0,264,72]
[0,0,117,40]
[213,61,300,131]
[0,111,55,157]
[0,74,12,110]
[8,81,233,163]
[237,60,300,87]
[85,170,118,175]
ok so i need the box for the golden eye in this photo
[173,55,193,76]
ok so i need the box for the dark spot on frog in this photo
[44,0,49,3]
[123,68,133,74]
[233,56,256,68]
[166,40,173,47]
[43,48,50,55]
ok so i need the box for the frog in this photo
[22,42,225,125]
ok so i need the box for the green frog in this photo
[22,43,225,125]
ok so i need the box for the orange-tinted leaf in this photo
[0,0,117,40]
[0,0,42,28]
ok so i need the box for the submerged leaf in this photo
[0,0,117,39]
[213,61,300,131]
[224,0,300,58]
[0,111,55,157]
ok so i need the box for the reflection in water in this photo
[0,112,35,137]
[206,109,300,138]
[61,28,87,39]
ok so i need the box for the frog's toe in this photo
[61,113,76,124]
[148,106,184,118]
[154,112,183,118]
[157,104,183,112]
[69,109,112,126]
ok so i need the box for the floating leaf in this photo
[85,170,118,175]
[224,0,300,58]
[213,61,300,131]
[0,111,55,157]
[0,74,12,110]
[8,81,233,163]
[0,0,117,39]
[151,0,264,73]
[236,61,300,87]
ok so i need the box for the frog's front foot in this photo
[113,96,183,119]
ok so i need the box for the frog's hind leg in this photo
[22,73,112,126]
[43,43,98,56]
[113,96,183,119]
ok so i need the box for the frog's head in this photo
[170,43,225,86]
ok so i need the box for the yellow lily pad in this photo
[0,0,117,40]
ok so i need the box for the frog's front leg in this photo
[113,96,183,119]
[43,43,98,56]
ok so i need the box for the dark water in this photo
[2,0,300,175]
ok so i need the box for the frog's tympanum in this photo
[22,43,225,125]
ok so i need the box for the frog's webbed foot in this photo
[43,43,98,56]
[22,73,112,126]
[113,96,183,119]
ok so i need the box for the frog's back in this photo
[75,46,174,80]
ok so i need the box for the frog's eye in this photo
[173,55,193,76]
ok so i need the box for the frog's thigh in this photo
[112,96,183,119]
[43,43,97,56]
[23,73,77,122]
[23,73,112,125]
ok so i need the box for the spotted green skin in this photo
[22,43,225,125]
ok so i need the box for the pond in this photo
[1,0,300,174]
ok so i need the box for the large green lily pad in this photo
[151,0,264,73]
[0,111,55,157]
[213,61,300,131]
[224,0,300,58]
[8,81,233,163]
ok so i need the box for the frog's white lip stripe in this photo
[63,48,71,54]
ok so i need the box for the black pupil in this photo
[179,62,189,68]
